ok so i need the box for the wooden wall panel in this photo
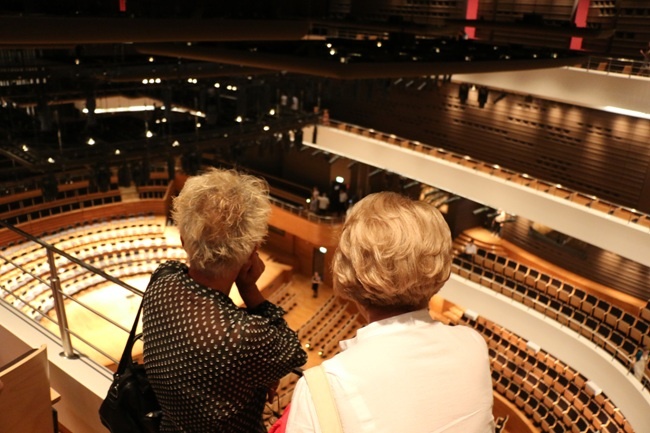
[322,79,650,213]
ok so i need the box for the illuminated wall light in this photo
[161,118,167,123]
[329,48,337,55]
[335,176,344,183]
[263,125,270,131]
[214,82,220,88]
[142,79,148,84]
[155,78,161,84]
[75,58,80,65]
[148,57,154,62]
[114,149,121,155]
[82,108,89,114]
[376,41,382,48]
[196,122,201,128]
[172,140,180,147]
[227,85,232,90]
[22,144,28,152]
[326,43,332,48]
[235,116,243,123]
[232,85,237,91]
[146,130,153,138]
[47,157,55,163]
[87,138,95,145]
[269,108,275,115]
[319,247,327,254]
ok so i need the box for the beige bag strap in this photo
[303,365,343,433]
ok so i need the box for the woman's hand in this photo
[236,250,266,308]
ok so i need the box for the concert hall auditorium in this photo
[0,1,649,432]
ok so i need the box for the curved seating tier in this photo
[452,248,650,380]
[440,306,635,433]
[0,215,185,321]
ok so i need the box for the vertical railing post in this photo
[46,249,78,359]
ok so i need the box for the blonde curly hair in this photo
[332,192,452,309]
[172,168,271,275]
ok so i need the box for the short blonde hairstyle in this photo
[332,192,452,309]
[172,168,271,275]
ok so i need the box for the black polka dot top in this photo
[142,261,307,433]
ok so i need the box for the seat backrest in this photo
[0,344,54,433]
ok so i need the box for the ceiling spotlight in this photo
[148,57,154,63]
[114,149,121,155]
[87,138,95,145]
[214,82,220,88]
[263,125,270,131]
[172,140,180,147]
[269,108,275,115]
[235,116,243,123]
[47,157,55,163]
[22,144,28,152]
[146,130,153,138]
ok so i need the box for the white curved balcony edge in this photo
[302,125,650,268]
[440,275,650,432]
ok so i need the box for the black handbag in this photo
[99,274,164,432]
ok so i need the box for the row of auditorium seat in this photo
[297,296,362,358]
[451,311,634,433]
[452,251,650,372]
[3,246,186,319]
[333,119,650,230]
[1,217,183,320]
[267,283,298,314]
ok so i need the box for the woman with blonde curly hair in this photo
[142,168,307,433]
[286,192,494,433]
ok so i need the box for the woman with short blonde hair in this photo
[144,168,306,433]
[333,192,452,312]
[172,167,271,275]
[287,192,494,433]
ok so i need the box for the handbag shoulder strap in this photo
[115,265,175,374]
[303,365,343,433]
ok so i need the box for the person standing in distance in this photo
[286,192,495,433]
[311,271,322,298]
[142,168,307,433]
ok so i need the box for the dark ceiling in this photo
[0,0,647,186]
